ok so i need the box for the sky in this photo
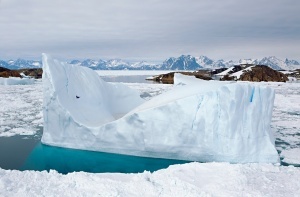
[0,0,299,62]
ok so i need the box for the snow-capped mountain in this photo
[161,55,202,70]
[131,61,161,70]
[197,56,300,70]
[258,56,286,70]
[196,57,259,69]
[1,55,300,70]
[236,59,259,65]
[0,59,42,70]
[81,59,102,68]
[285,58,300,66]
[69,59,158,70]
[0,60,9,69]
[196,56,227,68]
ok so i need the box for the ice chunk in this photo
[0,77,34,85]
[42,54,279,163]
[281,148,300,166]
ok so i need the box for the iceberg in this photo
[0,77,34,85]
[42,54,279,163]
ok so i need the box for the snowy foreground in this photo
[42,54,278,163]
[1,162,300,196]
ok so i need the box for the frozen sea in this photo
[0,72,299,196]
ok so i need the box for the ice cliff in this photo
[42,54,279,163]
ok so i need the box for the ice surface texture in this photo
[42,54,279,163]
[0,77,34,85]
[2,162,300,196]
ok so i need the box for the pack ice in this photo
[42,54,279,163]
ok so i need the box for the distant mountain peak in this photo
[162,55,202,70]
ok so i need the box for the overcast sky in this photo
[0,0,299,61]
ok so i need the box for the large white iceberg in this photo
[42,54,279,163]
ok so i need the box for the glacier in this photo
[42,54,279,163]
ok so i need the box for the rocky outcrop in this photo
[220,75,235,81]
[0,67,43,79]
[239,65,288,82]
[0,67,10,72]
[287,69,300,80]
[211,68,228,75]
[148,71,212,84]
[227,65,244,75]
[0,67,21,78]
[18,68,43,79]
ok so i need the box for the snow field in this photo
[0,162,299,196]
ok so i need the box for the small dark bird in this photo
[76,95,80,99]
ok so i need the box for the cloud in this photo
[0,0,299,61]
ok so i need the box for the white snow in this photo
[260,56,298,71]
[19,73,31,78]
[0,77,34,85]
[124,82,172,100]
[32,61,41,67]
[215,66,235,76]
[238,58,257,65]
[280,70,294,74]
[131,61,158,68]
[281,148,300,165]
[0,162,300,196]
[230,66,255,79]
[42,54,278,163]
[106,59,129,67]
[174,73,206,85]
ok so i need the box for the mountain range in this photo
[1,55,300,71]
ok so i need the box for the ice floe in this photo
[0,77,34,85]
[281,148,300,166]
